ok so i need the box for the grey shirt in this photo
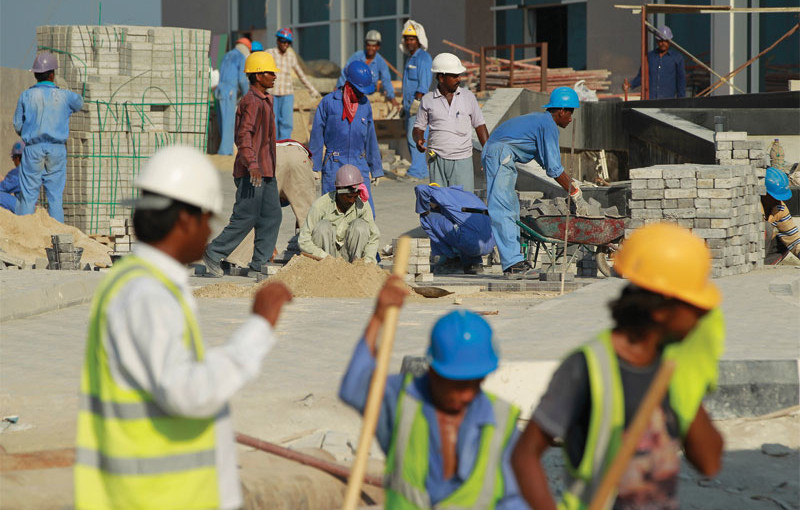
[415,86,485,160]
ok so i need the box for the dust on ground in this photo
[0,208,112,267]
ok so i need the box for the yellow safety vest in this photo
[384,374,520,510]
[74,255,220,510]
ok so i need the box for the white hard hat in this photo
[365,30,382,43]
[431,53,466,75]
[135,145,223,216]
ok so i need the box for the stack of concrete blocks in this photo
[47,234,83,270]
[394,238,433,283]
[576,251,598,277]
[36,24,211,235]
[713,131,768,168]
[109,218,136,254]
[627,162,766,277]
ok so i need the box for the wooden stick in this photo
[341,237,412,510]
[562,120,576,296]
[588,359,677,510]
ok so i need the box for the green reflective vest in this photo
[75,255,220,510]
[384,374,520,509]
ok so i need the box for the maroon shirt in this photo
[234,86,276,178]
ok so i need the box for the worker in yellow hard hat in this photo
[512,223,725,510]
[400,20,432,180]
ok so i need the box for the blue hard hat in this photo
[543,86,580,109]
[766,166,792,201]
[11,141,24,157]
[345,60,376,95]
[427,310,498,380]
[276,28,293,43]
[251,41,264,52]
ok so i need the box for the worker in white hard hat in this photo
[74,145,293,510]
[623,25,686,99]
[400,20,433,180]
[298,164,380,263]
[413,52,488,193]
[336,30,400,109]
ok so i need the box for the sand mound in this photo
[193,282,254,299]
[0,208,112,267]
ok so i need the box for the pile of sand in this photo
[0,208,112,267]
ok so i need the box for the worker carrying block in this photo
[512,223,725,509]
[339,278,528,508]
[74,146,292,510]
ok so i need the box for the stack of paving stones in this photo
[36,24,211,235]
[109,218,136,254]
[576,251,598,277]
[628,162,766,277]
[46,234,83,270]
[394,238,433,283]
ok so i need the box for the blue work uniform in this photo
[335,51,396,99]
[0,166,21,212]
[215,49,249,155]
[339,338,529,509]
[13,81,83,222]
[415,184,495,266]
[630,49,686,99]
[482,113,564,270]
[309,87,383,215]
[403,49,433,179]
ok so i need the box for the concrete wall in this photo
[586,0,641,93]
[411,0,493,59]
[0,67,34,178]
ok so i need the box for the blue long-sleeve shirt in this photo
[484,112,564,178]
[339,338,529,509]
[309,88,383,179]
[629,48,686,99]
[0,167,20,195]
[402,49,433,109]
[336,51,396,99]
[14,82,83,145]
[218,48,249,97]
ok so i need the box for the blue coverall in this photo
[13,81,83,222]
[215,49,249,155]
[336,51,396,100]
[482,112,564,270]
[630,49,686,99]
[402,48,432,179]
[309,87,384,215]
[0,166,21,212]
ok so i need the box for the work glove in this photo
[569,187,589,216]
[409,99,420,116]
[249,168,262,188]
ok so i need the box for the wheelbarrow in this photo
[516,214,625,276]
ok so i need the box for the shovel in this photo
[412,286,454,298]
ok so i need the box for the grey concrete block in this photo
[694,219,711,228]
[645,199,662,209]
[663,167,696,179]
[663,208,696,219]
[696,167,734,179]
[629,167,663,179]
[631,189,664,200]
[661,199,678,209]
[630,179,648,190]
[664,189,697,199]
[714,177,742,188]
[715,141,732,150]
[732,140,763,150]
[628,200,645,209]
[698,188,734,199]
[695,198,711,208]
[677,199,694,208]
[680,178,697,188]
[692,228,727,239]
[631,209,665,219]
[665,179,680,189]
[715,150,732,160]
[713,131,747,141]
[647,179,665,189]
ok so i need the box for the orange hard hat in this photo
[235,37,252,51]
[613,223,721,310]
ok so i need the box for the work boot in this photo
[202,250,224,278]
[503,260,537,279]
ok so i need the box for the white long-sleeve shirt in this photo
[103,243,275,509]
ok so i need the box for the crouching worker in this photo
[762,166,799,264]
[339,277,529,509]
[512,223,724,510]
[298,164,380,263]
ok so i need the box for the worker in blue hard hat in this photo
[482,86,590,279]
[762,166,799,263]
[250,40,264,52]
[309,60,383,215]
[0,141,24,213]
[339,277,528,508]
[624,25,686,99]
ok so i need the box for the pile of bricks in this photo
[36,24,210,235]
[46,234,83,270]
[89,218,136,254]
[714,131,768,167]
[394,238,433,283]
[576,251,598,277]
[628,162,766,277]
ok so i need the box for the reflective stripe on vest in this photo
[384,375,519,509]
[75,255,220,510]
[561,333,625,510]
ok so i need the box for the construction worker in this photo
[298,164,380,263]
[74,145,293,510]
[482,86,590,279]
[13,51,83,222]
[216,37,251,155]
[413,53,489,192]
[267,28,321,140]
[336,30,400,109]
[762,166,800,263]
[309,60,383,215]
[251,40,264,52]
[624,25,686,99]
[512,223,724,510]
[0,141,24,213]
[400,20,433,180]
[340,283,528,508]
[204,51,282,277]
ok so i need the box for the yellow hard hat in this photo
[613,223,721,310]
[429,182,440,187]
[402,23,418,37]
[244,52,279,73]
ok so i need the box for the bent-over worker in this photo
[340,279,529,508]
[298,164,379,263]
[762,166,800,264]
[0,141,24,213]
[74,146,292,510]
